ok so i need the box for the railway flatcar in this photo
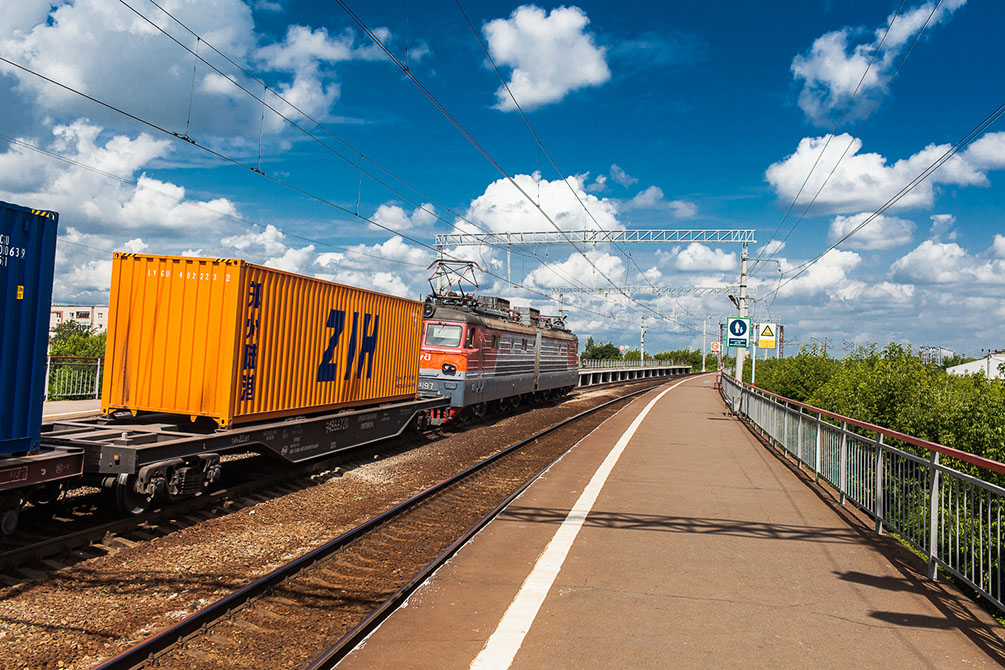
[36,254,446,515]
[418,294,578,424]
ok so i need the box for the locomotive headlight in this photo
[442,362,456,375]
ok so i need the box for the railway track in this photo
[91,380,669,670]
[0,440,427,577]
[0,378,671,578]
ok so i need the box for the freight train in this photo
[0,207,579,533]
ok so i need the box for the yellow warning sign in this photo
[758,323,776,349]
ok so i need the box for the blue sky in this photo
[1,0,1002,356]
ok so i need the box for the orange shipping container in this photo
[102,254,422,427]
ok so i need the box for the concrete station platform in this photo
[42,398,100,422]
[339,375,1005,669]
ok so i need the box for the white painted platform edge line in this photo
[332,381,680,666]
[42,411,99,418]
[469,376,694,670]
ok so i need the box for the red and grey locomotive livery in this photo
[418,295,578,424]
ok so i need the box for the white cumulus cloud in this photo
[766,132,1002,215]
[610,164,637,187]
[484,5,610,111]
[465,173,619,234]
[891,240,972,284]
[890,238,1005,285]
[524,250,625,290]
[622,185,697,218]
[929,213,957,241]
[777,249,864,300]
[792,0,967,124]
[674,244,736,272]
[828,213,915,250]
[0,2,399,139]
[371,202,438,232]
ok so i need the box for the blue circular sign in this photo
[729,319,747,337]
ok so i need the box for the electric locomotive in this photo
[418,293,578,424]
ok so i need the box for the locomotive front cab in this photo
[419,320,476,423]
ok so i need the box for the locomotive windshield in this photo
[424,324,463,347]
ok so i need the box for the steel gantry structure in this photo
[435,229,756,246]
[550,286,736,296]
[434,229,757,285]
[434,228,757,355]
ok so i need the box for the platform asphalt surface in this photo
[41,398,100,421]
[339,375,1005,669]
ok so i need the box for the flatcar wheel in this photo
[0,509,18,536]
[27,482,64,508]
[115,474,154,515]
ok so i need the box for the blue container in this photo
[0,201,58,455]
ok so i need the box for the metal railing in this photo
[720,372,1005,612]
[46,356,103,400]
[580,359,687,369]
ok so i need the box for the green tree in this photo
[750,343,840,402]
[655,348,704,369]
[941,353,977,369]
[582,338,621,360]
[49,321,106,358]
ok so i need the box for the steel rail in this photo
[93,378,687,670]
[0,458,290,572]
[303,378,694,669]
[4,378,665,574]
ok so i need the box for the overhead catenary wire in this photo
[452,0,660,295]
[334,0,678,327]
[135,0,703,334]
[128,0,602,296]
[0,131,429,268]
[0,57,672,334]
[759,0,948,284]
[762,99,1005,301]
[750,0,908,274]
[451,0,708,333]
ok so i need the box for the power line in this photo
[751,0,908,274]
[763,100,1005,300]
[452,0,659,295]
[334,0,677,326]
[0,131,429,268]
[136,0,715,330]
[0,57,672,334]
[760,0,948,281]
[128,0,603,295]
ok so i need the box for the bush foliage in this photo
[750,343,1005,469]
[49,321,106,358]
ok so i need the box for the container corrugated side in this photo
[102,254,422,426]
[0,201,58,455]
[102,254,243,424]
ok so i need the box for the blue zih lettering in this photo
[343,312,358,380]
[315,309,381,382]
[243,343,258,370]
[317,309,346,382]
[356,313,379,379]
